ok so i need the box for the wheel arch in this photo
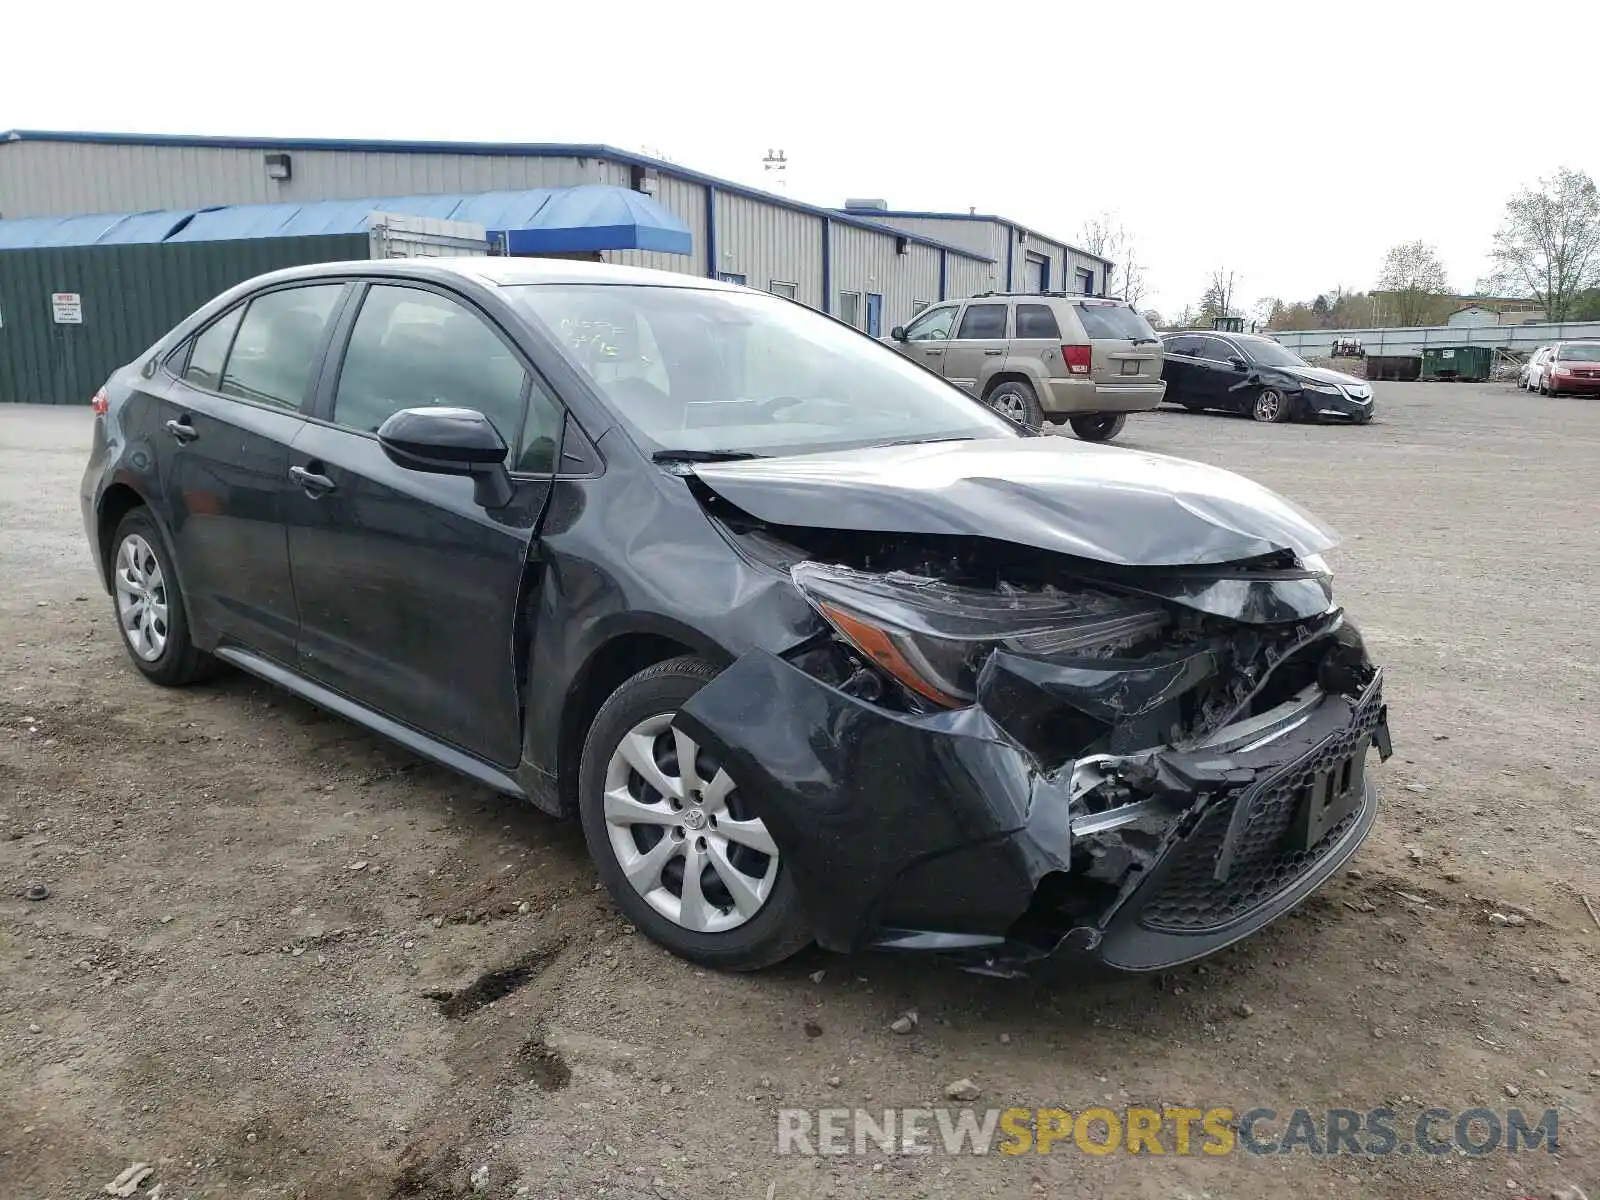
[981,370,1041,400]
[555,622,730,817]
[96,481,152,590]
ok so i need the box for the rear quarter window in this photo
[1015,304,1063,339]
[1073,303,1157,342]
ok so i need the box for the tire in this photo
[577,655,811,971]
[985,380,1045,427]
[1067,413,1127,442]
[1252,387,1291,423]
[107,507,217,687]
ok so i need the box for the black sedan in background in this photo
[81,258,1388,977]
[1161,331,1375,423]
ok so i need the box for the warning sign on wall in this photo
[51,293,83,324]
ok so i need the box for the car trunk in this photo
[1071,300,1162,387]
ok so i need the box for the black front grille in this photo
[1138,684,1385,933]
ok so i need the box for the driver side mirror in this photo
[890,325,907,341]
[1229,356,1248,371]
[377,406,514,509]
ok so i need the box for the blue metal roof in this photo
[0,185,692,254]
[0,129,995,263]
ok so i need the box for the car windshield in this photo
[1242,339,1308,368]
[1557,343,1600,361]
[508,284,1018,456]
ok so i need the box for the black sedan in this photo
[1161,332,1376,423]
[81,258,1390,976]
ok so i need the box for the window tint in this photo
[956,304,1006,339]
[218,286,343,409]
[1015,303,1062,340]
[1201,338,1238,361]
[1073,303,1157,342]
[333,285,539,461]
[183,306,244,391]
[903,304,956,341]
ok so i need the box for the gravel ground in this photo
[1,383,1596,1199]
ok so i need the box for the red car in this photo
[1542,341,1600,396]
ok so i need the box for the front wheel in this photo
[108,508,217,686]
[578,656,811,971]
[1252,387,1291,423]
[1067,413,1127,442]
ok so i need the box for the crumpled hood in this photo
[692,437,1338,567]
[1281,364,1368,389]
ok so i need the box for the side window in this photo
[332,285,530,453]
[219,286,344,409]
[1015,303,1062,340]
[1208,339,1242,362]
[903,304,956,341]
[182,306,244,391]
[1164,335,1194,356]
[955,303,1007,339]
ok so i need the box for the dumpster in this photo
[1366,354,1422,382]
[1420,345,1494,383]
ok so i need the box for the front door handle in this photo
[289,465,336,496]
[923,348,944,356]
[165,418,198,444]
[983,348,1004,356]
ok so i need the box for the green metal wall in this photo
[0,235,368,404]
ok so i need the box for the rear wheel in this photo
[108,508,216,687]
[985,380,1044,427]
[1067,413,1127,442]
[1252,387,1291,423]
[578,656,811,971]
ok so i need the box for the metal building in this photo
[839,202,1111,297]
[0,129,1107,336]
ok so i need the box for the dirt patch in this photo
[423,942,570,1020]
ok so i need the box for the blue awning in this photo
[486,185,692,255]
[0,209,198,249]
[0,185,691,255]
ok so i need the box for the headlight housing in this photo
[792,562,1170,707]
[1302,381,1342,394]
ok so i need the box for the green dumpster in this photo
[1420,345,1494,383]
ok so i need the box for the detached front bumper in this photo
[677,650,1389,976]
[1301,388,1375,422]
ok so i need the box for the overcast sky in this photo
[4,0,1595,315]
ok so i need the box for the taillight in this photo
[90,387,110,416]
[1063,345,1092,375]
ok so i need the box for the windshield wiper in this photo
[650,449,766,463]
[861,435,978,449]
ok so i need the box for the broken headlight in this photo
[792,562,1169,707]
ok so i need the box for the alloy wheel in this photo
[1253,390,1282,422]
[114,534,169,662]
[602,713,779,934]
[991,391,1029,422]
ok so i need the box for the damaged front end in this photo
[675,519,1393,977]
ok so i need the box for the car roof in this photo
[243,256,741,292]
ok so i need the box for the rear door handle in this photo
[289,464,336,496]
[165,418,198,444]
[983,349,1004,356]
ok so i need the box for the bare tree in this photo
[1375,241,1451,326]
[1197,269,1238,323]
[1485,168,1600,322]
[1077,212,1147,305]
